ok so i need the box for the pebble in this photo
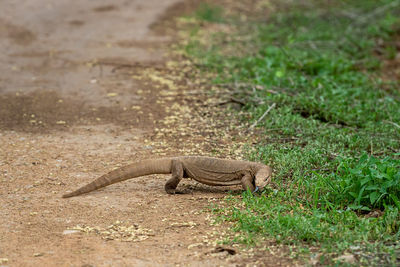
[334,254,355,264]
[62,229,80,235]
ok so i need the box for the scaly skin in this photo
[62,156,272,198]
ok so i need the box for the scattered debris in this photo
[62,229,80,235]
[309,253,322,265]
[169,221,197,229]
[71,221,153,242]
[210,246,237,255]
[334,254,356,264]
[364,210,384,218]
[187,243,203,249]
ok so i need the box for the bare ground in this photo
[0,1,293,266]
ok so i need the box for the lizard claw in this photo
[165,188,176,194]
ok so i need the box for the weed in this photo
[317,154,400,211]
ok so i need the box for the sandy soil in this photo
[0,1,292,266]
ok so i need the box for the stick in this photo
[248,103,276,131]
[353,0,400,26]
[384,120,400,129]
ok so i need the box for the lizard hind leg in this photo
[165,159,184,194]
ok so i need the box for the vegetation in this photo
[186,0,400,265]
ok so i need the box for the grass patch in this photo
[184,0,400,265]
[195,3,224,23]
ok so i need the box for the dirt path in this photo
[0,1,291,266]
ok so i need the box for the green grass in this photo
[184,0,400,265]
[195,3,224,23]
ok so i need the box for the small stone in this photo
[334,254,356,264]
[310,253,321,265]
[62,229,80,235]
[187,243,202,249]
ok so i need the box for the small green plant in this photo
[195,3,224,23]
[320,154,400,211]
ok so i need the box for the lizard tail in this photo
[62,158,173,198]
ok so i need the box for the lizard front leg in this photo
[241,171,255,192]
[165,159,183,194]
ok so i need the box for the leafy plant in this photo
[321,154,400,211]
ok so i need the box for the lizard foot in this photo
[165,188,176,194]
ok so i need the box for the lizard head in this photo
[254,166,272,190]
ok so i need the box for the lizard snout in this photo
[254,166,272,190]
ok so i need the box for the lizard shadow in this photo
[177,184,243,195]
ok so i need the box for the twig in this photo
[370,140,373,155]
[248,103,276,131]
[352,0,400,26]
[96,60,165,72]
[218,82,265,90]
[214,97,246,106]
[264,127,285,132]
[388,147,400,153]
[373,150,388,156]
[340,10,360,20]
[384,120,400,130]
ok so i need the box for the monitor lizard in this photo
[62,156,272,198]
